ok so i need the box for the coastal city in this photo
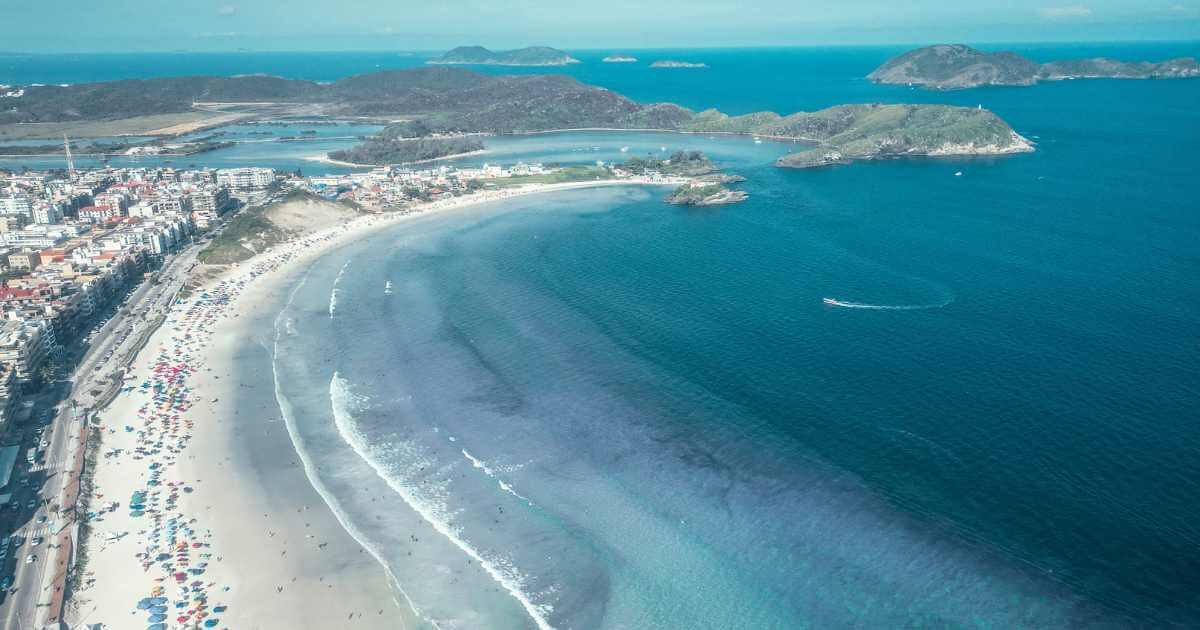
[2,0,1198,625]
[0,153,694,628]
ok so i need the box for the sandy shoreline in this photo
[68,178,673,629]
[304,148,490,169]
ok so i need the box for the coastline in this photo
[68,177,674,629]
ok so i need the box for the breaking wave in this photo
[329,258,352,317]
[270,268,429,626]
[329,372,556,630]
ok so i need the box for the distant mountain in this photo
[869,44,1200,89]
[427,46,580,67]
[602,55,638,63]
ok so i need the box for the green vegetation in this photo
[665,183,748,206]
[328,136,484,165]
[493,165,610,187]
[197,205,289,264]
[2,67,1033,169]
[622,150,717,176]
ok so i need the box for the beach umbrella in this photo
[137,598,153,610]
[146,614,166,622]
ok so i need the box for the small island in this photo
[619,151,748,205]
[666,183,749,206]
[428,46,580,66]
[869,44,1200,89]
[602,55,638,63]
[651,60,709,69]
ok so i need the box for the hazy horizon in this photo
[4,0,1198,53]
[4,39,1200,56]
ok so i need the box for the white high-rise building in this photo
[216,168,275,190]
[33,203,63,225]
[0,195,32,217]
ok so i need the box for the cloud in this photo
[1037,5,1093,19]
[217,5,237,16]
[1164,4,1200,16]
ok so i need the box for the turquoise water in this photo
[13,46,1200,627]
[275,125,1199,628]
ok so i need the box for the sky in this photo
[3,0,1199,52]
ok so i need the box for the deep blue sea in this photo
[10,45,1200,627]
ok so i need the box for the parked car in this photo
[31,537,42,547]
[1,575,13,589]
[25,554,35,564]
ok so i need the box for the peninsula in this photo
[428,46,580,66]
[327,136,485,166]
[1,67,1033,169]
[869,44,1200,89]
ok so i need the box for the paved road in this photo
[0,242,202,630]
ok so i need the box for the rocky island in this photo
[428,46,580,66]
[869,44,1200,89]
[684,103,1032,169]
[651,60,709,68]
[620,151,748,205]
[602,55,638,63]
[666,183,749,206]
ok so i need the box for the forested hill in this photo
[6,66,1035,168]
[0,67,691,131]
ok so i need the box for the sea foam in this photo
[329,372,556,630]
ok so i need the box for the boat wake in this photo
[822,296,953,311]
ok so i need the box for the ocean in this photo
[12,45,1200,627]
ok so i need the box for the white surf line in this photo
[271,265,435,629]
[330,373,555,630]
[461,449,535,505]
[329,258,352,318]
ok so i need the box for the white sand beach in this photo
[66,178,671,629]
[303,149,490,169]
